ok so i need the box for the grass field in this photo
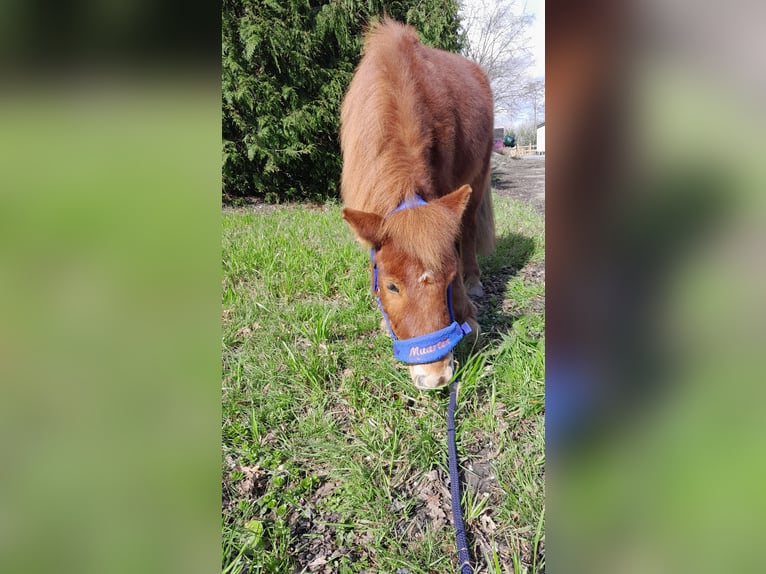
[221,193,545,573]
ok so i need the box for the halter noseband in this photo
[371,195,472,365]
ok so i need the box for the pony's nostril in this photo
[414,375,431,389]
[413,373,450,389]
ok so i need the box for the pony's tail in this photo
[475,168,496,255]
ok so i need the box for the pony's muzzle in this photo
[409,354,454,390]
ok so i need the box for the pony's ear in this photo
[341,208,384,245]
[435,184,472,217]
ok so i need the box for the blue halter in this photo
[371,195,472,365]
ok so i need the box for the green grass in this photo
[221,194,544,573]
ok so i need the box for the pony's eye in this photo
[386,283,399,294]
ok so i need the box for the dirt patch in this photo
[511,261,546,317]
[280,461,535,572]
[222,457,270,516]
[289,505,366,573]
[491,152,545,214]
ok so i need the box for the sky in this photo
[459,0,545,79]
[525,0,545,79]
[459,0,545,127]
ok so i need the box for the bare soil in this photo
[490,152,545,214]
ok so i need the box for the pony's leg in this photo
[462,164,493,299]
[461,200,484,299]
[451,268,480,336]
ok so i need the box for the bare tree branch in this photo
[459,0,535,118]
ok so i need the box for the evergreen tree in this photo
[222,0,463,202]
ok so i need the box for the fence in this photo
[497,144,540,157]
[515,144,539,156]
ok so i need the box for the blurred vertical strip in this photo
[0,1,222,574]
[547,0,766,572]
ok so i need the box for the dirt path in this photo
[490,152,545,215]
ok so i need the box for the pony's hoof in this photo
[466,280,484,299]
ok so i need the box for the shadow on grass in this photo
[475,231,538,342]
[445,232,541,572]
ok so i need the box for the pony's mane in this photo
[340,18,434,214]
[381,202,461,272]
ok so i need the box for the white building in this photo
[536,122,545,154]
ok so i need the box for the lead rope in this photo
[447,379,473,574]
[370,197,473,571]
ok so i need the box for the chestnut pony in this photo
[340,19,495,390]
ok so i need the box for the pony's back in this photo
[340,18,494,218]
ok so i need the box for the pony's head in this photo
[342,185,473,389]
